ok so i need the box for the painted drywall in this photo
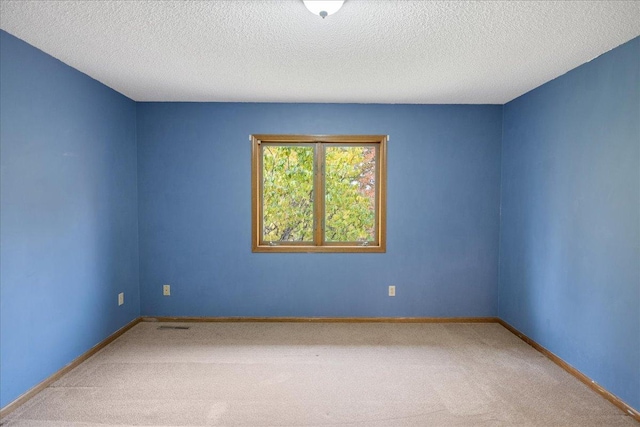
[0,30,140,408]
[499,37,640,410]
[137,103,503,317]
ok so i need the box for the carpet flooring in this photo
[2,322,637,426]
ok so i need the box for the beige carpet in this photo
[2,322,637,426]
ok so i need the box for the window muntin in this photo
[252,135,387,253]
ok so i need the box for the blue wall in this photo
[499,37,640,410]
[137,103,503,317]
[0,31,140,407]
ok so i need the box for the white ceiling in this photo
[1,1,639,104]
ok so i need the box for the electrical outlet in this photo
[388,285,396,297]
[118,292,124,306]
[163,284,171,296]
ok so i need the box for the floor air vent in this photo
[157,325,190,330]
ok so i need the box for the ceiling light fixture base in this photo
[303,1,345,19]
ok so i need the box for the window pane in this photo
[262,145,314,242]
[325,146,376,242]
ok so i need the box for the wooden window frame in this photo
[252,134,387,253]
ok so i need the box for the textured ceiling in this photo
[1,1,639,104]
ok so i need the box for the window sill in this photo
[252,245,386,253]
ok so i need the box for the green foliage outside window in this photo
[263,146,315,241]
[262,145,376,243]
[325,147,376,242]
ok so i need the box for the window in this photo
[252,135,387,253]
